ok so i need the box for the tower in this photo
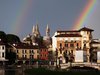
[43,24,51,47]
[32,25,36,34]
[31,25,36,44]
[46,24,50,36]
[35,24,40,37]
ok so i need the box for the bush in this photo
[25,67,100,75]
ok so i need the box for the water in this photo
[0,68,28,75]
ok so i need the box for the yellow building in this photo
[52,27,94,63]
[12,43,39,64]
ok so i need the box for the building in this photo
[23,24,52,46]
[91,39,100,63]
[39,46,48,60]
[23,24,41,45]
[0,39,7,65]
[52,27,94,63]
[22,24,52,65]
[43,24,52,47]
[12,43,39,64]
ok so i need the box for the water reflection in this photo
[0,68,27,75]
[5,70,15,75]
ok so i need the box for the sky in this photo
[0,0,100,40]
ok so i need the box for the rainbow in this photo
[72,0,97,30]
[10,0,34,35]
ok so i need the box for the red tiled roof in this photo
[79,27,94,31]
[55,34,82,37]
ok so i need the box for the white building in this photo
[52,27,94,63]
[91,39,100,63]
[0,40,6,63]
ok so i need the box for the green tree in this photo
[6,34,21,43]
[6,50,16,65]
[0,31,7,42]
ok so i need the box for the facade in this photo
[43,24,52,47]
[22,24,52,65]
[75,50,85,62]
[23,24,41,45]
[91,39,100,48]
[91,39,100,63]
[12,43,39,64]
[52,27,94,63]
[0,40,6,62]
[97,51,100,63]
[39,46,48,60]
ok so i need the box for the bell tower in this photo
[46,24,50,36]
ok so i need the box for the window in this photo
[22,55,26,58]
[70,44,74,47]
[30,50,31,53]
[84,31,87,35]
[45,49,47,52]
[41,55,42,57]
[87,32,89,34]
[65,43,68,47]
[30,55,33,59]
[37,55,39,59]
[30,55,31,58]
[22,55,24,58]
[22,50,26,54]
[60,43,62,47]
[25,50,27,53]
[71,50,73,54]
[60,49,62,54]
[2,46,5,50]
[84,44,86,47]
[32,55,34,59]
[45,54,47,57]
[25,55,27,58]
[77,43,79,47]
[22,50,24,54]
[2,52,4,57]
[31,50,34,53]
[17,50,19,53]
[37,50,39,53]
[17,55,19,58]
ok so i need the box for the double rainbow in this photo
[72,0,97,30]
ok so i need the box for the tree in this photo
[6,34,21,43]
[6,50,16,65]
[0,31,7,42]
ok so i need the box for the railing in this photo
[60,62,100,70]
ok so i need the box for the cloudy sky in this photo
[0,0,100,40]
